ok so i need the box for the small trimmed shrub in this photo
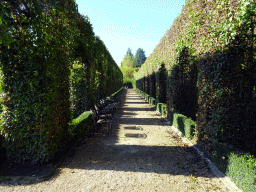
[161,104,167,116]
[157,103,163,114]
[145,94,150,102]
[172,112,196,138]
[227,153,256,192]
[169,111,174,125]
[177,116,185,136]
[213,142,256,192]
[173,113,185,136]
[184,118,196,139]
[69,111,93,140]
[149,97,155,106]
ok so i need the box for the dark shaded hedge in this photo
[169,47,198,121]
[149,72,156,99]
[155,63,167,104]
[197,33,256,154]
[136,63,167,105]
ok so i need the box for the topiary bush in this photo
[69,111,93,140]
[212,142,256,192]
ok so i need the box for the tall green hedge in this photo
[0,0,122,164]
[169,47,198,121]
[135,0,256,155]
[135,1,256,189]
[155,63,167,104]
[197,33,256,153]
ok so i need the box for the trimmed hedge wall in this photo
[136,88,167,116]
[0,0,123,164]
[135,1,256,190]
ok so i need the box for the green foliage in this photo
[136,63,167,102]
[69,111,93,140]
[144,94,149,102]
[70,60,88,119]
[169,46,198,121]
[227,153,256,192]
[149,72,156,98]
[149,97,155,107]
[0,70,3,94]
[125,47,134,58]
[135,48,147,67]
[155,63,167,104]
[161,104,167,116]
[0,133,6,162]
[173,114,185,135]
[197,0,256,154]
[184,118,197,139]
[123,78,136,86]
[111,87,123,97]
[0,70,3,116]
[120,53,138,81]
[0,0,75,164]
[0,0,123,165]
[213,142,256,192]
[136,0,255,189]
[70,35,123,118]
[171,112,196,138]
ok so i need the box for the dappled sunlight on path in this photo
[0,88,230,192]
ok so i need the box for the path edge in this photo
[159,113,242,192]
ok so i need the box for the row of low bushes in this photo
[137,88,167,117]
[69,87,123,141]
[136,64,167,105]
[110,87,124,98]
[137,86,256,191]
[136,88,196,139]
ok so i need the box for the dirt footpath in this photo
[0,89,230,192]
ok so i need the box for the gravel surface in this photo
[0,89,231,191]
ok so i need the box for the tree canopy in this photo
[135,48,147,67]
[120,54,137,79]
[126,47,134,57]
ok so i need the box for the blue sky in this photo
[76,0,187,66]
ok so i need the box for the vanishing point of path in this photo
[0,89,230,191]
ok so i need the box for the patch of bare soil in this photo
[0,89,230,191]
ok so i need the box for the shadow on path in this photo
[60,89,215,179]
[0,88,218,186]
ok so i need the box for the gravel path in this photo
[0,89,230,191]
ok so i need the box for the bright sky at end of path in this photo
[75,0,187,66]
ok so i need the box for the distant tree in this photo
[135,48,147,67]
[120,54,138,79]
[126,47,134,57]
